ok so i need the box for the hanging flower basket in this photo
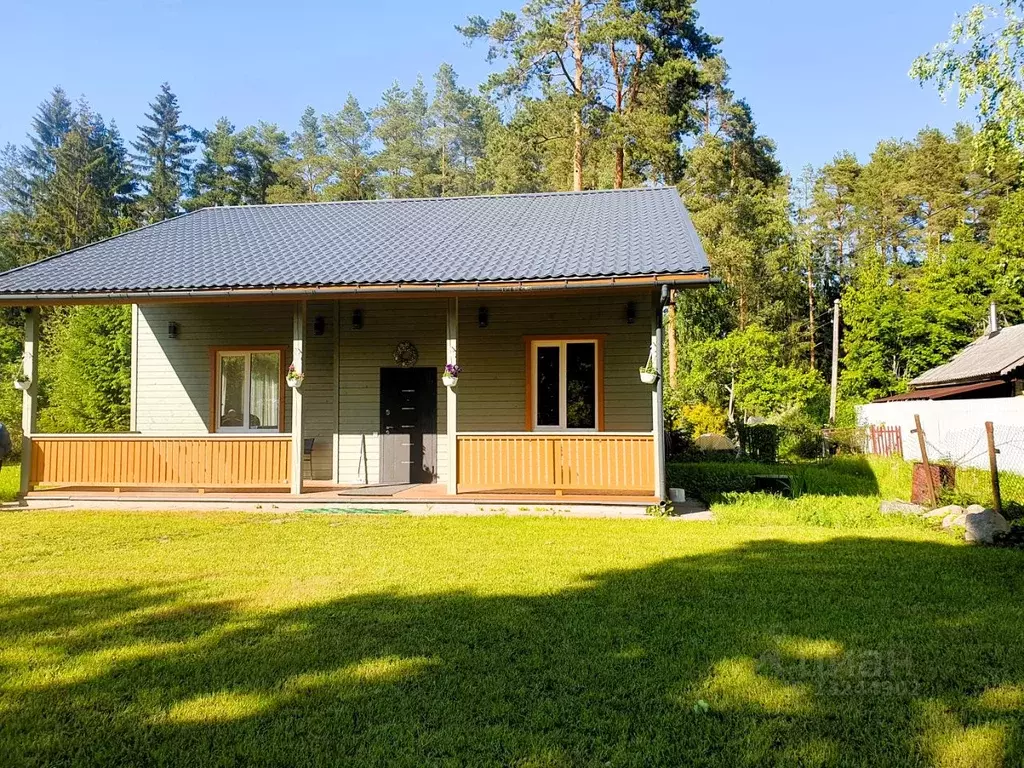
[639,345,659,385]
[442,363,462,388]
[286,364,304,389]
[639,366,659,385]
[13,374,30,391]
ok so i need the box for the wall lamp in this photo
[625,302,636,325]
[478,306,489,328]
[313,315,326,336]
[167,321,180,339]
[352,309,363,330]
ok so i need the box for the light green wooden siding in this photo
[135,302,336,480]
[134,292,656,487]
[456,292,654,433]
[335,299,448,485]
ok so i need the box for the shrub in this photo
[680,402,728,439]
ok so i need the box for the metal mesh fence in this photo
[921,422,1024,515]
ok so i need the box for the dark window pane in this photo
[536,346,560,426]
[566,343,596,429]
[219,355,245,428]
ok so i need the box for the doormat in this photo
[337,484,418,497]
[301,507,407,515]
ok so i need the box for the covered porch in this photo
[17,288,673,503]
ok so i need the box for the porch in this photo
[17,291,670,502]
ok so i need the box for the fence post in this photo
[913,414,938,507]
[985,421,1003,515]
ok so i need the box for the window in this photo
[214,349,283,432]
[528,338,603,431]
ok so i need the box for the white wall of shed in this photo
[857,398,1024,469]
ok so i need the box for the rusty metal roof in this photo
[910,323,1024,388]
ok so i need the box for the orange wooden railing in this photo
[29,434,291,490]
[456,433,654,493]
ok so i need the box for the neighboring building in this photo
[875,309,1024,403]
[858,307,1024,469]
[0,187,712,502]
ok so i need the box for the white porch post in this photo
[651,290,666,501]
[446,297,459,494]
[290,301,306,495]
[20,308,38,496]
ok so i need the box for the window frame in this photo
[524,335,605,432]
[208,346,287,433]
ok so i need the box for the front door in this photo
[379,368,437,484]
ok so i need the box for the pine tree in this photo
[187,118,256,209]
[292,107,330,200]
[430,64,485,196]
[460,1,604,191]
[240,122,301,204]
[372,81,436,198]
[132,83,193,221]
[323,95,376,200]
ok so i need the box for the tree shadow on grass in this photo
[2,538,1023,767]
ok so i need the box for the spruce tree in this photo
[132,83,193,221]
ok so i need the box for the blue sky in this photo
[1,0,973,175]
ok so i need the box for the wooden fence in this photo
[868,425,903,457]
[456,433,654,494]
[29,434,292,490]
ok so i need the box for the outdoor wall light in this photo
[352,309,363,330]
[313,315,326,336]
[478,306,489,328]
[625,301,637,325]
[167,321,180,339]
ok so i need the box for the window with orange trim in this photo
[214,349,283,432]
[529,339,601,431]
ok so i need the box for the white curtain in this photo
[249,351,280,430]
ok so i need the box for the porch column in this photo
[290,301,306,495]
[20,308,38,496]
[651,289,666,501]
[446,297,458,494]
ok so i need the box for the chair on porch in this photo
[304,437,315,479]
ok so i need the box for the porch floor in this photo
[23,481,662,509]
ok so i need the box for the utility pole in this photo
[829,299,840,424]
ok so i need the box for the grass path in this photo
[1,510,1023,766]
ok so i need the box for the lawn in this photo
[1,509,1023,767]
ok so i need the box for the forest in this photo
[1,0,1023,444]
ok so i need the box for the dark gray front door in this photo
[380,368,437,484]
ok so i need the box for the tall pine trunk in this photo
[570,0,584,191]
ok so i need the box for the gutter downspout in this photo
[652,285,669,502]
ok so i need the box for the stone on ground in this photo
[925,504,963,520]
[942,511,967,529]
[880,500,926,516]
[963,508,1011,544]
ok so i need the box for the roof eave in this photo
[0,272,718,307]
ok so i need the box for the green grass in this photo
[668,456,912,503]
[0,462,19,502]
[1,510,1023,766]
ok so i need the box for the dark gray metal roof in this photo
[911,323,1024,387]
[0,186,709,296]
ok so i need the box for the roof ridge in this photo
[198,185,673,212]
[0,208,207,282]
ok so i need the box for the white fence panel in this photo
[856,398,1024,470]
